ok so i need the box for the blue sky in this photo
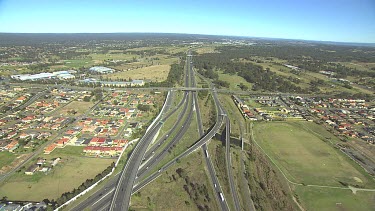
[0,0,374,43]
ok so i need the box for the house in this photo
[0,119,8,126]
[44,143,57,154]
[19,133,30,139]
[15,96,27,103]
[89,137,106,146]
[7,131,17,139]
[25,164,39,175]
[5,140,19,152]
[56,138,69,148]
[113,139,128,147]
[83,146,123,156]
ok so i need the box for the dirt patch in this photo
[353,177,363,183]
[0,154,30,174]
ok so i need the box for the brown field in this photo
[58,101,95,116]
[107,64,171,82]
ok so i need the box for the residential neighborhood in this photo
[0,83,161,179]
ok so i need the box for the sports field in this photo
[0,146,113,201]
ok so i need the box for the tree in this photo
[137,104,151,112]
[238,83,248,91]
[83,96,91,102]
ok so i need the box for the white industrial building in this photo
[89,66,114,74]
[57,73,76,80]
[11,71,75,81]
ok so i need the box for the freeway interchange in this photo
[68,51,243,211]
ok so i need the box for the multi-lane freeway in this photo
[68,51,242,211]
[108,50,198,211]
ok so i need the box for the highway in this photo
[136,53,196,180]
[224,116,241,211]
[189,52,230,211]
[108,90,174,211]
[108,50,195,211]
[68,51,231,211]
[140,92,189,166]
[132,92,225,193]
[136,93,193,180]
[71,53,192,211]
[70,90,185,211]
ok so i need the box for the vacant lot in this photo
[58,101,95,116]
[253,122,375,188]
[107,64,170,82]
[0,152,17,172]
[0,146,113,201]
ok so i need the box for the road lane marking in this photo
[92,188,115,207]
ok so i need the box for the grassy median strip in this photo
[130,150,219,211]
[207,139,236,211]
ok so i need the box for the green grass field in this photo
[218,71,253,91]
[337,62,375,72]
[89,53,137,61]
[253,121,375,211]
[253,122,375,188]
[63,143,135,211]
[63,59,96,68]
[0,152,17,171]
[0,146,114,201]
[294,186,375,211]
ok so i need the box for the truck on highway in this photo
[204,150,209,158]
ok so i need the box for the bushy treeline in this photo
[216,45,375,63]
[148,60,185,87]
[213,45,375,78]
[194,51,306,93]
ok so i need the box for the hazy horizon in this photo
[0,0,374,43]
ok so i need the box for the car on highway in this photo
[218,192,225,201]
